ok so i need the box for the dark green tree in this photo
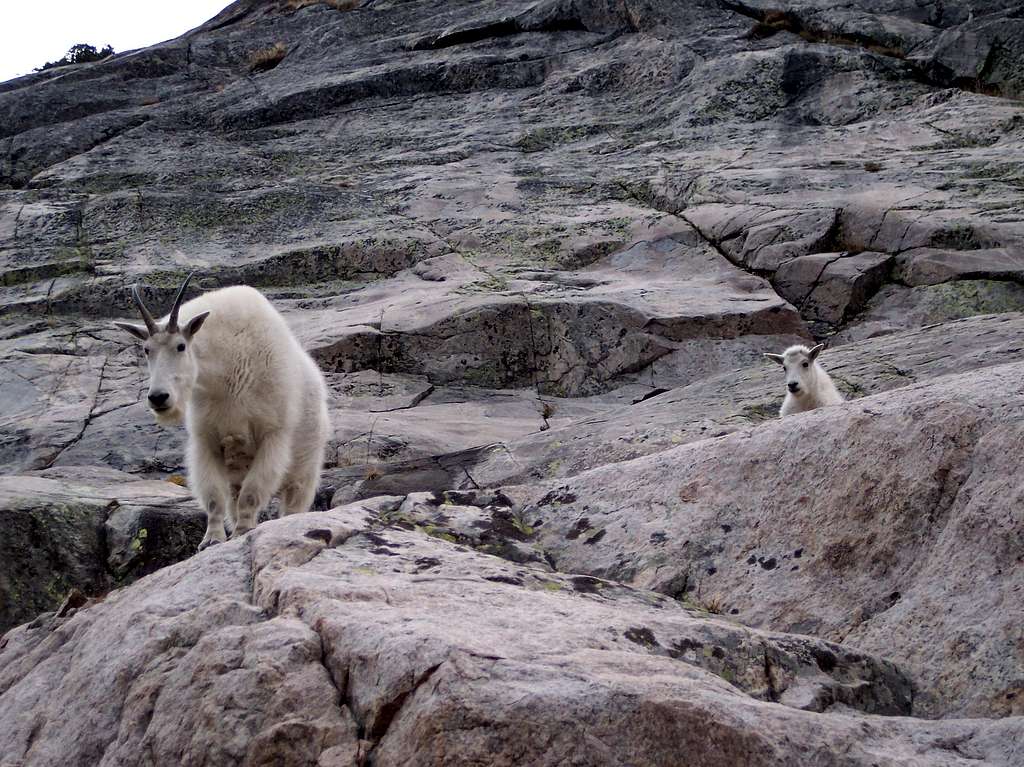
[36,44,115,72]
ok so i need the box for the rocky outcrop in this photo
[492,361,1024,719]
[0,469,203,632]
[3,505,1022,767]
[2,0,1023,480]
[2,0,1024,763]
[462,312,1024,489]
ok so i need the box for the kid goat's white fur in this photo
[764,344,844,417]
[115,275,330,550]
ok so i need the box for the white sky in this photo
[0,1,231,83]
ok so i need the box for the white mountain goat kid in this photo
[764,344,844,417]
[115,274,330,550]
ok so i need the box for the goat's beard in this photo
[152,405,185,426]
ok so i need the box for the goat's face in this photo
[113,274,209,426]
[140,329,201,424]
[764,344,824,398]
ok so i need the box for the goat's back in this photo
[168,285,310,409]
[171,284,295,348]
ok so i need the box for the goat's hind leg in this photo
[280,431,325,516]
[234,430,292,538]
[280,459,320,516]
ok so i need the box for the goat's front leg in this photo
[228,483,241,531]
[188,437,231,552]
[233,429,291,539]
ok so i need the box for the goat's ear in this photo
[763,353,785,365]
[809,343,825,361]
[184,311,210,340]
[113,321,149,341]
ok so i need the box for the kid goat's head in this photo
[764,344,824,398]
[113,273,209,425]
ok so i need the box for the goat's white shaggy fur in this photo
[116,281,330,550]
[764,344,844,417]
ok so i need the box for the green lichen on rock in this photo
[510,516,534,538]
[421,524,458,543]
[129,527,148,552]
[44,573,73,604]
[1,257,92,287]
[738,401,779,422]
[832,376,868,399]
[515,125,604,153]
[917,280,1024,321]
[453,273,509,295]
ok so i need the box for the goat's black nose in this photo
[148,391,170,407]
[787,382,800,393]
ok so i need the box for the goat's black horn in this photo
[131,284,158,335]
[167,272,195,332]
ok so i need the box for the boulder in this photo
[504,361,1024,718]
[2,505,1021,766]
[0,472,203,633]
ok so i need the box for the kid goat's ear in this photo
[113,321,149,341]
[763,353,785,365]
[184,311,211,340]
[809,343,825,361]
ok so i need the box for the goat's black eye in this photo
[802,362,809,368]
[177,343,186,352]
[143,348,150,356]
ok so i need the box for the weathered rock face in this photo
[2,506,1022,767]
[463,312,1024,489]
[3,0,1024,763]
[2,0,1024,480]
[0,470,204,633]
[492,361,1024,719]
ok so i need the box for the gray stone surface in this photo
[774,251,893,330]
[2,0,1023,482]
[2,506,1023,767]
[465,312,1024,488]
[2,0,1024,762]
[499,361,1024,719]
[832,280,1024,343]
[0,473,203,633]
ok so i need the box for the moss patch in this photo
[515,124,606,153]
[738,401,779,422]
[916,280,1024,322]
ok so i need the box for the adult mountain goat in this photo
[115,274,330,550]
[764,343,844,417]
